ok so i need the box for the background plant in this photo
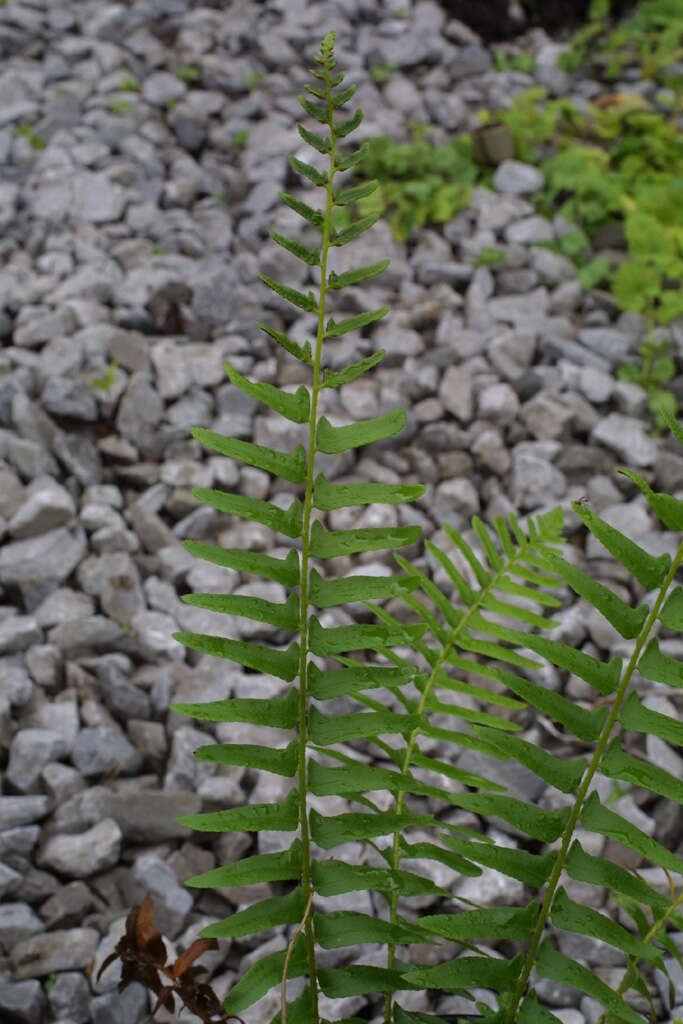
[109,29,683,1024]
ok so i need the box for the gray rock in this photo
[493,160,544,195]
[7,436,60,480]
[37,818,122,879]
[116,371,164,440]
[0,614,43,654]
[48,971,90,1024]
[71,727,142,778]
[0,461,25,518]
[504,216,554,244]
[12,927,99,979]
[90,981,148,1024]
[540,334,612,372]
[124,853,193,938]
[520,392,574,440]
[0,861,22,898]
[0,795,51,829]
[7,729,68,793]
[52,431,103,487]
[142,70,187,106]
[39,880,95,930]
[488,286,549,327]
[0,979,47,1024]
[438,363,473,422]
[530,247,577,284]
[77,551,145,626]
[510,445,567,510]
[433,477,480,527]
[8,474,76,538]
[47,617,127,658]
[35,588,95,628]
[591,413,658,468]
[129,609,184,661]
[0,526,87,611]
[0,656,34,706]
[0,902,44,950]
[477,381,520,424]
[578,327,634,367]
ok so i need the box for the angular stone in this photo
[8,475,76,538]
[11,927,99,979]
[0,614,43,654]
[438,363,473,423]
[0,979,47,1024]
[91,981,148,1024]
[71,727,142,778]
[504,215,554,244]
[493,159,544,195]
[7,729,68,793]
[510,447,567,511]
[0,902,44,950]
[76,551,145,626]
[47,970,90,1024]
[0,795,51,829]
[0,526,87,611]
[0,656,34,706]
[37,818,122,879]
[39,880,94,930]
[477,381,520,424]
[116,371,164,440]
[591,414,658,468]
[123,853,193,939]
[47,616,126,658]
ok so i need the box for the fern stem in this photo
[287,40,339,1024]
[384,530,559,1024]
[505,540,683,1024]
[281,888,314,1024]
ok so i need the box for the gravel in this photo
[0,1,681,1023]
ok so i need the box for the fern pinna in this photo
[166,28,683,1024]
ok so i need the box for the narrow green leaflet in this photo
[573,502,671,589]
[618,468,683,530]
[660,585,683,629]
[443,835,555,887]
[309,568,419,608]
[311,859,450,899]
[425,539,476,606]
[271,229,320,266]
[403,953,523,992]
[619,690,683,747]
[410,749,508,792]
[181,542,300,587]
[258,322,312,363]
[319,964,420,998]
[489,632,622,696]
[185,840,302,889]
[279,190,324,229]
[314,911,432,949]
[176,789,299,833]
[224,934,308,1014]
[333,180,379,205]
[309,707,418,745]
[298,94,329,123]
[581,791,683,875]
[170,686,298,726]
[535,939,643,1024]
[193,489,303,538]
[480,593,557,630]
[313,474,424,510]
[172,633,300,680]
[269,986,315,1024]
[331,212,381,246]
[288,155,327,188]
[420,903,538,942]
[317,409,405,452]
[602,738,683,805]
[202,887,305,939]
[327,261,391,292]
[445,794,570,843]
[525,550,649,639]
[190,430,307,484]
[551,887,661,962]
[310,520,421,557]
[638,636,683,687]
[335,108,364,137]
[308,615,425,655]
[297,123,330,153]
[469,725,588,794]
[322,350,386,388]
[519,991,566,1024]
[181,591,299,631]
[394,1009,452,1024]
[399,837,480,877]
[308,661,415,699]
[259,274,318,314]
[336,140,369,171]
[566,840,669,911]
[192,740,298,776]
[491,666,609,742]
[223,361,310,423]
[310,808,434,848]
[324,306,389,339]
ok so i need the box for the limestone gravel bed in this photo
[1,1,683,1022]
